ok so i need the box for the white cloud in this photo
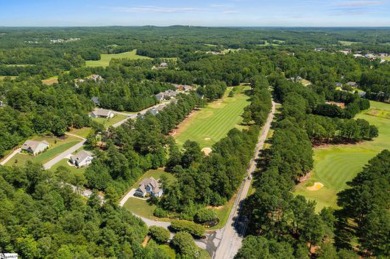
[112,6,203,14]
[336,1,384,7]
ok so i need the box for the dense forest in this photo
[0,27,389,258]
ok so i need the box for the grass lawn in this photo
[295,101,390,211]
[6,135,80,167]
[42,76,58,85]
[384,56,390,61]
[339,41,361,46]
[68,127,93,138]
[92,114,127,128]
[123,169,176,220]
[50,158,87,175]
[86,50,151,67]
[174,86,250,149]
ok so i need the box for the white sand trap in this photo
[204,138,211,141]
[307,182,324,191]
[202,147,212,156]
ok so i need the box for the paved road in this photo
[0,148,21,166]
[43,135,86,170]
[214,101,276,259]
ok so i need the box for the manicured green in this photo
[92,114,127,128]
[174,86,250,148]
[339,40,361,46]
[86,50,151,67]
[68,127,93,138]
[295,101,390,211]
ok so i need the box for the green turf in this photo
[50,158,87,175]
[174,86,250,148]
[295,101,390,211]
[6,135,80,166]
[68,127,93,138]
[92,114,127,128]
[384,56,390,61]
[85,50,151,67]
[339,41,361,46]
[0,76,16,81]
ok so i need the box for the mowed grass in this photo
[92,114,127,128]
[339,40,361,46]
[42,76,58,85]
[85,50,151,67]
[50,158,87,176]
[68,127,93,138]
[174,86,250,148]
[295,101,390,211]
[6,135,80,167]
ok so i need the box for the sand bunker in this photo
[306,182,324,191]
[204,137,211,141]
[202,147,212,156]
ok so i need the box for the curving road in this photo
[213,101,276,259]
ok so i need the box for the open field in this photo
[295,101,390,211]
[6,135,80,167]
[174,86,250,148]
[42,76,58,85]
[92,114,127,128]
[339,40,361,46]
[68,127,93,138]
[299,79,312,86]
[123,169,176,220]
[86,50,151,67]
[0,76,16,81]
[384,56,390,61]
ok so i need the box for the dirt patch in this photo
[307,182,324,191]
[142,235,151,248]
[326,101,345,109]
[202,147,212,156]
[298,172,311,183]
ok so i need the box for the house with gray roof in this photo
[134,177,163,198]
[70,150,93,168]
[90,108,114,118]
[21,140,49,156]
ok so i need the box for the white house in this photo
[70,150,93,168]
[21,140,49,156]
[90,108,115,118]
[134,177,163,198]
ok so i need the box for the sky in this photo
[0,0,389,27]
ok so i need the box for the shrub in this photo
[149,226,170,243]
[169,220,205,238]
[194,209,219,226]
[154,207,168,218]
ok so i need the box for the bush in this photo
[171,232,199,258]
[194,209,219,226]
[169,220,205,238]
[154,207,168,218]
[149,226,170,243]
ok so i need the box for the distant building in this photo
[21,140,49,156]
[91,97,100,106]
[335,82,343,87]
[90,108,115,118]
[353,54,364,58]
[134,177,163,198]
[346,82,358,87]
[155,93,165,102]
[70,150,94,167]
[0,100,4,107]
[0,253,19,259]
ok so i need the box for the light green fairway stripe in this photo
[174,86,250,148]
[295,101,390,211]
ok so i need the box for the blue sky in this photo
[0,0,389,26]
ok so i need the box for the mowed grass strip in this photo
[295,101,390,211]
[174,86,250,148]
[85,50,151,67]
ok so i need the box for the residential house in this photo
[21,140,49,156]
[90,108,115,118]
[155,93,165,102]
[0,253,19,259]
[346,82,358,87]
[0,100,4,107]
[91,96,100,106]
[87,74,104,82]
[134,177,163,198]
[70,150,94,167]
[335,82,343,88]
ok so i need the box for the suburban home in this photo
[134,177,163,198]
[0,100,4,107]
[91,96,100,106]
[90,108,115,118]
[346,82,358,87]
[21,140,49,156]
[155,93,165,102]
[149,105,165,116]
[70,150,93,167]
[87,74,104,82]
[335,82,343,88]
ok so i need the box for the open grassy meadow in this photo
[92,114,127,128]
[85,50,151,67]
[295,101,390,211]
[174,86,250,149]
[339,40,361,46]
[42,76,59,85]
[6,135,80,167]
